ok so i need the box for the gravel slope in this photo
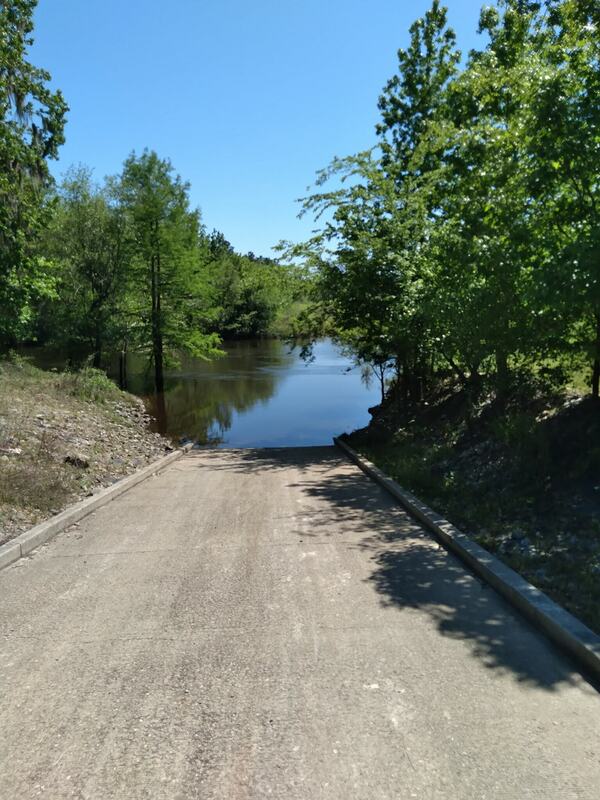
[0,362,173,544]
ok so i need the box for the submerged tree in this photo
[117,150,220,393]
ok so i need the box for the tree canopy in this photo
[0,0,67,346]
[291,0,600,402]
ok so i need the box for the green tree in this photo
[433,0,599,399]
[293,0,600,409]
[117,150,220,393]
[376,0,460,173]
[0,0,67,347]
[524,0,600,396]
[206,230,310,338]
[426,0,545,395]
[292,0,459,404]
[42,167,128,366]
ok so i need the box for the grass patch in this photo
[55,366,126,404]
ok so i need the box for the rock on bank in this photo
[0,360,173,545]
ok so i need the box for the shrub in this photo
[55,367,123,404]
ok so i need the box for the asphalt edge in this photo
[0,442,194,572]
[334,435,600,682]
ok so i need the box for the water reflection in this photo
[21,339,380,447]
[135,340,295,444]
[123,339,380,447]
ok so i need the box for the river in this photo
[123,338,378,447]
[21,338,379,447]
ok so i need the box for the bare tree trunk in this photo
[592,312,600,400]
[93,328,102,369]
[151,228,165,395]
[154,391,168,436]
[118,343,128,390]
[495,348,510,403]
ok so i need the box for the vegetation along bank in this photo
[290,1,599,634]
[1,3,311,396]
[0,356,174,546]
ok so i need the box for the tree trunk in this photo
[93,330,102,369]
[402,358,410,409]
[394,357,402,411]
[118,345,128,390]
[154,391,168,436]
[468,364,482,394]
[441,351,467,385]
[495,348,510,402]
[151,228,165,395]
[154,339,164,395]
[592,312,600,400]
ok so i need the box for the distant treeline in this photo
[288,0,599,403]
[33,157,310,393]
[0,2,309,393]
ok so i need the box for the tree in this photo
[117,150,220,393]
[292,1,459,404]
[42,167,128,366]
[377,0,460,174]
[292,0,600,409]
[206,230,310,338]
[524,0,600,396]
[0,0,67,348]
[425,1,545,396]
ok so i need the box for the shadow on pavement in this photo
[186,446,596,693]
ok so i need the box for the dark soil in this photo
[348,382,600,635]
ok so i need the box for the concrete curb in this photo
[0,443,193,572]
[334,436,600,682]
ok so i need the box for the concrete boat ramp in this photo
[1,446,599,798]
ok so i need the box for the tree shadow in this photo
[185,446,598,692]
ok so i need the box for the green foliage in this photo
[117,150,222,390]
[287,0,459,404]
[0,0,67,347]
[25,157,310,393]
[37,166,128,365]
[294,0,600,402]
[1,354,126,405]
[377,0,460,171]
[55,365,126,404]
[0,2,312,381]
[0,348,37,376]
[207,246,310,338]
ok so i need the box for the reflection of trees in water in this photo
[18,339,299,444]
[139,340,295,444]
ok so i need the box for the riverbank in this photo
[0,357,174,545]
[347,384,600,635]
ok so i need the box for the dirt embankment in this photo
[349,383,600,634]
[0,359,174,546]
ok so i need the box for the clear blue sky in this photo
[32,0,485,256]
